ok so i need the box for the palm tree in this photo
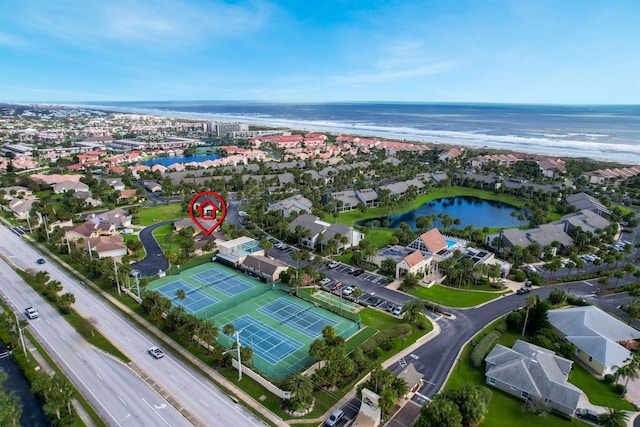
[223,323,235,348]
[284,373,314,404]
[176,289,186,310]
[521,294,539,337]
[57,293,76,314]
[401,299,426,322]
[598,408,629,427]
[198,318,219,354]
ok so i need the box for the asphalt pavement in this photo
[132,220,172,276]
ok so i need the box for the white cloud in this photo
[17,0,274,49]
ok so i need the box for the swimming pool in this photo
[446,239,457,249]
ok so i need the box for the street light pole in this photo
[113,259,121,296]
[14,312,27,357]
[235,331,242,381]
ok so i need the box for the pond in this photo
[362,196,529,229]
[139,153,220,168]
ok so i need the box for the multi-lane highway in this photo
[0,224,267,427]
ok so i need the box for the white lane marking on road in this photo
[59,334,66,341]
[118,395,127,406]
[200,399,210,408]
[583,281,594,286]
[415,392,431,402]
[75,351,83,360]
[141,396,171,426]
[96,373,103,381]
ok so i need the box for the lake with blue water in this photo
[363,196,529,229]
[139,153,220,168]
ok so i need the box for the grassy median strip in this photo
[15,269,130,363]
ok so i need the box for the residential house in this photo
[485,340,582,415]
[557,209,611,235]
[0,186,32,200]
[117,189,139,204]
[565,193,611,217]
[9,198,37,221]
[548,306,640,375]
[143,180,163,193]
[583,166,640,187]
[173,218,195,232]
[75,191,102,207]
[52,180,90,194]
[242,255,288,282]
[499,224,573,255]
[323,188,379,211]
[87,208,131,229]
[65,221,115,241]
[537,157,566,179]
[438,147,465,162]
[85,235,127,259]
[288,214,363,252]
[104,178,125,191]
[266,195,313,218]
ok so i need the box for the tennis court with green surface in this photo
[147,262,360,380]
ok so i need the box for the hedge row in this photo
[470,330,501,368]
[359,324,412,354]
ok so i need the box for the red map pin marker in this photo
[188,191,227,235]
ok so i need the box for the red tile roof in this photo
[420,228,447,253]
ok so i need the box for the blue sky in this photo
[1,0,638,104]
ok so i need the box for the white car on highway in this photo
[148,346,165,359]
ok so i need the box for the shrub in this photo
[549,288,567,305]
[373,347,384,360]
[613,383,627,396]
[388,324,412,338]
[417,320,430,330]
[603,374,615,384]
[529,275,542,286]
[478,277,490,286]
[514,271,527,282]
[470,330,501,369]
[506,311,523,330]
[494,322,508,333]
[360,331,390,354]
[567,295,590,306]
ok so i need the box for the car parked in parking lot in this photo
[353,268,365,276]
[391,305,403,316]
[342,286,355,296]
[274,242,285,249]
[330,282,343,291]
[327,261,339,269]
[319,278,332,287]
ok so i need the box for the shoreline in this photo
[21,102,640,165]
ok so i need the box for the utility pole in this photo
[236,331,242,380]
[113,259,121,296]
[43,215,50,244]
[14,312,26,357]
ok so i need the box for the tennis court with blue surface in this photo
[154,280,220,313]
[147,262,360,379]
[258,298,338,338]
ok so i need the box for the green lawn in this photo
[152,224,191,258]
[359,307,432,362]
[568,364,635,410]
[345,326,378,353]
[138,204,186,226]
[445,318,593,427]
[407,284,511,308]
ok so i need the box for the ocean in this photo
[83,101,640,164]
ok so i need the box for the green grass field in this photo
[138,204,186,226]
[407,284,511,308]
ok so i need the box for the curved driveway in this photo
[132,220,172,277]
